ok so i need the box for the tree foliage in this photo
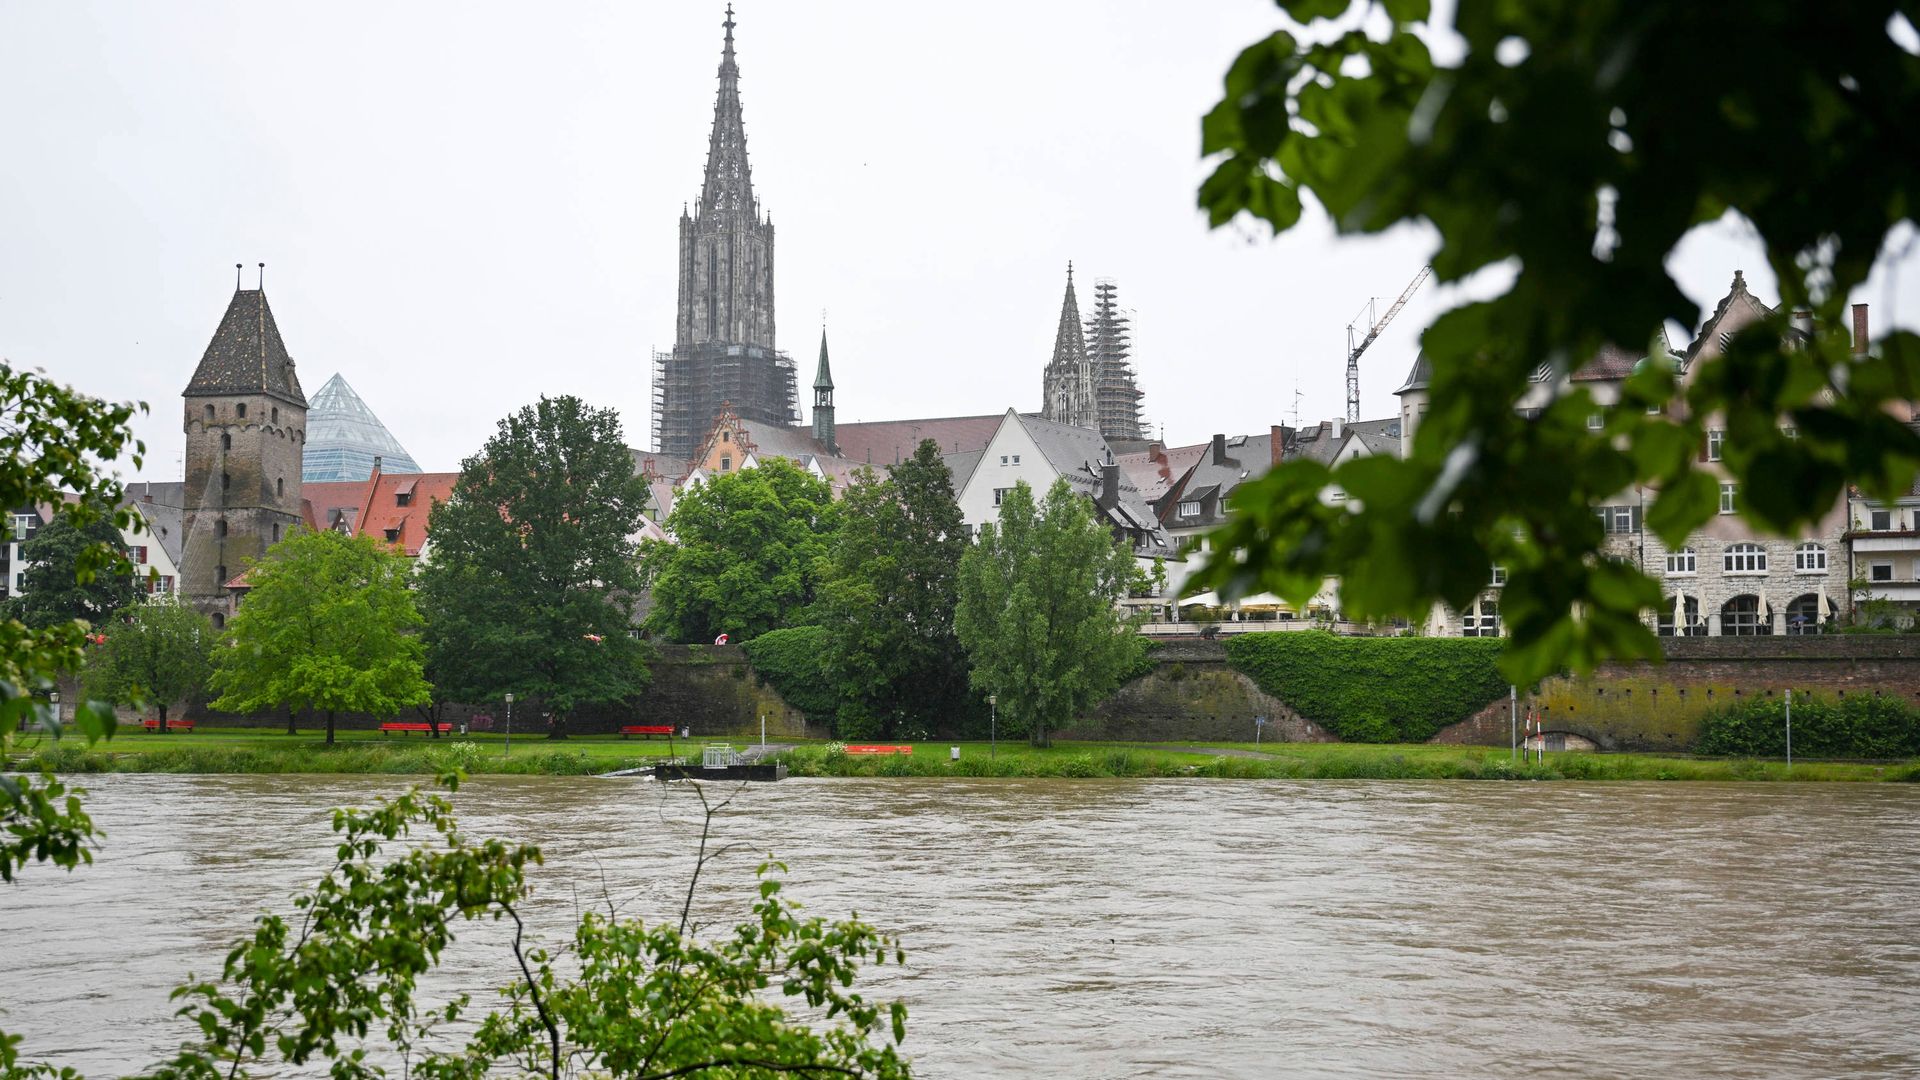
[418,396,653,735]
[1225,631,1507,742]
[125,778,912,1080]
[644,457,838,645]
[209,528,430,745]
[6,514,138,632]
[955,479,1140,747]
[1194,1,1920,682]
[81,596,215,726]
[819,443,973,740]
[1697,693,1920,759]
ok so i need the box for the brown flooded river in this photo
[3,774,1919,1077]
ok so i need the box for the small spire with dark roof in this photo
[811,324,837,455]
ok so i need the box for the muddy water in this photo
[3,775,1918,1078]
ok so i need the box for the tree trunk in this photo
[157,702,169,734]
[546,711,568,740]
[417,701,441,739]
[286,705,298,736]
[325,709,336,747]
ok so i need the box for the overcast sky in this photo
[4,2,1916,482]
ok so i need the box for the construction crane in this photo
[1345,264,1433,422]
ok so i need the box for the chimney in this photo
[1211,433,1227,466]
[1270,425,1286,467]
[1791,309,1814,340]
[1098,451,1120,512]
[1330,417,1344,442]
[1853,303,1870,356]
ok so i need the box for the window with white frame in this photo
[1597,505,1637,534]
[1724,542,1767,573]
[1794,542,1827,572]
[1462,598,1502,637]
[11,514,31,540]
[993,487,1013,507]
[1489,566,1507,586]
[1587,413,1605,431]
[1870,562,1894,582]
[1869,509,1893,531]
[1177,500,1200,518]
[1665,547,1697,575]
[1011,454,1020,465]
[1707,429,1725,461]
[1720,483,1738,515]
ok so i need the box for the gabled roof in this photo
[832,415,1003,467]
[185,288,306,405]
[1013,413,1175,557]
[1116,441,1209,507]
[302,471,458,557]
[943,449,985,494]
[123,481,187,566]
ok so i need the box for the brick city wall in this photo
[1430,636,1920,751]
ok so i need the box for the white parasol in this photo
[1671,591,1685,628]
[1818,590,1833,622]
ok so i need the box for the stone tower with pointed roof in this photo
[811,328,836,455]
[181,275,307,622]
[1042,264,1096,431]
[653,5,797,461]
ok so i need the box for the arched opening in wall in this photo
[216,564,227,584]
[215,519,227,537]
[271,407,278,423]
[1786,593,1823,634]
[204,404,214,421]
[1658,595,1704,636]
[1522,731,1599,752]
[1722,594,1771,635]
[220,433,231,450]
[211,612,225,630]
[236,403,246,419]
[276,478,284,496]
[272,523,281,542]
[221,473,230,491]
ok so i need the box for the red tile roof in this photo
[303,471,459,557]
[831,415,1002,467]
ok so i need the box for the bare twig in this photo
[505,903,562,1080]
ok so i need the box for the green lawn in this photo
[7,728,1914,782]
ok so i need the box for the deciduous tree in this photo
[1195,0,1920,681]
[819,441,972,739]
[417,396,652,737]
[955,479,1141,747]
[81,596,214,729]
[645,457,838,645]
[209,527,430,745]
[6,514,137,631]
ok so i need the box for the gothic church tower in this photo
[1042,264,1096,430]
[654,5,796,460]
[180,271,307,624]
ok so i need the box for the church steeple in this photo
[1042,263,1096,430]
[699,3,756,218]
[812,327,836,455]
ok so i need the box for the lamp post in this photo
[989,694,997,759]
[49,691,59,732]
[504,693,514,757]
[1785,687,1793,770]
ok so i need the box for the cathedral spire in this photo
[700,4,755,217]
[1042,262,1096,430]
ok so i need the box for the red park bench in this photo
[621,725,677,740]
[141,718,194,733]
[844,745,913,755]
[379,722,453,736]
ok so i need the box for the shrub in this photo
[740,626,838,721]
[1696,694,1920,759]
[1224,631,1507,742]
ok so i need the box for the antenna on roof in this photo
[258,263,266,291]
[235,263,243,290]
[1291,380,1303,427]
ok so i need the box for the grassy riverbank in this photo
[6,728,1914,781]
[777,741,1919,782]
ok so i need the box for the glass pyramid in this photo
[302,373,423,482]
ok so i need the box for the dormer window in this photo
[396,492,412,507]
[384,528,400,542]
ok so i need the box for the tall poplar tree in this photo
[955,479,1140,747]
[417,396,652,737]
[819,441,971,739]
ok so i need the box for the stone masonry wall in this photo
[1061,639,1335,743]
[1429,636,1920,751]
